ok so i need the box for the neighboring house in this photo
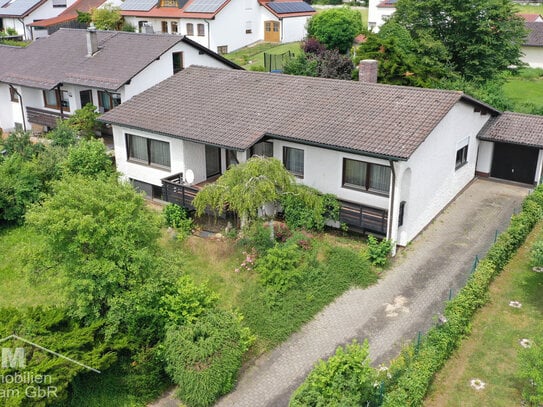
[518,13,543,23]
[367,0,396,31]
[99,64,502,247]
[27,0,107,38]
[120,0,315,54]
[522,21,543,67]
[0,0,78,39]
[477,112,543,185]
[0,27,241,133]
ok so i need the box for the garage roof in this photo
[479,111,543,148]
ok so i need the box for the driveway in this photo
[212,179,530,407]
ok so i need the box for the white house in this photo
[521,21,543,68]
[367,0,396,31]
[0,28,241,133]
[0,0,79,39]
[99,64,506,247]
[120,0,315,54]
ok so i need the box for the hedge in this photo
[382,185,543,406]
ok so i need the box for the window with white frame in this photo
[126,134,171,169]
[283,146,304,177]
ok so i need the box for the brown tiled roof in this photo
[518,13,542,23]
[478,111,543,148]
[0,29,239,90]
[99,66,498,160]
[524,21,543,46]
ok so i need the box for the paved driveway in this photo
[213,179,530,407]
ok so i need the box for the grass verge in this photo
[424,222,543,407]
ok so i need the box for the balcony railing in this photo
[161,172,199,210]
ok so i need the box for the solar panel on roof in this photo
[120,0,156,11]
[267,1,314,14]
[0,0,43,16]
[184,0,225,13]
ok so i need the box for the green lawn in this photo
[424,223,543,406]
[225,42,303,70]
[0,225,66,308]
[503,69,543,113]
[515,4,543,14]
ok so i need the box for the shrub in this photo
[519,336,543,406]
[281,185,340,231]
[325,246,376,287]
[160,275,219,326]
[530,240,543,267]
[365,235,393,267]
[256,243,303,297]
[64,138,114,177]
[1,130,43,159]
[290,340,379,406]
[125,347,169,400]
[163,309,254,407]
[238,221,275,255]
[48,120,78,147]
[163,203,193,240]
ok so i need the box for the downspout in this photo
[17,18,28,40]
[9,85,26,132]
[56,84,64,121]
[387,160,396,247]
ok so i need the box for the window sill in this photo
[455,161,468,171]
[127,159,171,172]
[342,184,389,197]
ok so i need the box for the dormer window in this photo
[160,0,178,6]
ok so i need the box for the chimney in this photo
[359,59,378,83]
[86,24,98,57]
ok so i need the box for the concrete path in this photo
[213,179,530,407]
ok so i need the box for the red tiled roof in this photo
[99,65,499,160]
[29,0,106,27]
[518,13,542,22]
[479,112,543,148]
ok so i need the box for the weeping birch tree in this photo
[192,156,294,227]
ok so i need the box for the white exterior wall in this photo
[113,125,184,185]
[0,84,14,131]
[1,17,25,37]
[269,139,390,210]
[535,150,543,184]
[475,140,494,176]
[182,141,207,184]
[521,46,543,68]
[207,0,261,52]
[281,16,310,43]
[391,102,491,246]
[367,0,395,31]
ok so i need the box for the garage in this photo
[477,112,543,186]
[491,142,539,184]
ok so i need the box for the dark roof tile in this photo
[100,66,497,159]
[478,111,543,148]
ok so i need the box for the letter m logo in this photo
[2,348,25,369]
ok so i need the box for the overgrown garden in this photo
[0,120,388,406]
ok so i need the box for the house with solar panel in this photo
[98,63,515,246]
[0,27,241,134]
[120,0,315,55]
[0,0,78,39]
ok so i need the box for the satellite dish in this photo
[185,169,195,184]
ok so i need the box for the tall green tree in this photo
[307,8,363,53]
[26,175,162,322]
[391,0,526,81]
[91,4,122,30]
[356,22,451,87]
